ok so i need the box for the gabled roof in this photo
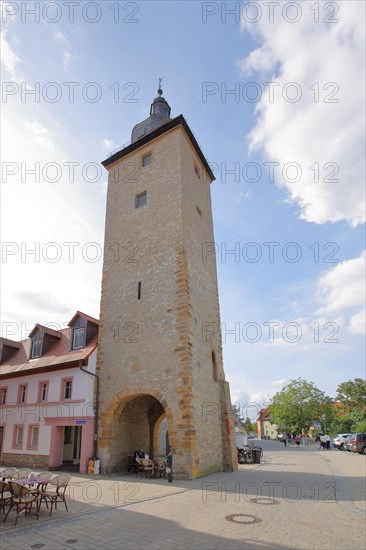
[0,311,99,378]
[0,337,21,350]
[68,310,99,327]
[29,324,61,339]
[0,328,98,378]
[257,407,270,421]
[102,114,216,182]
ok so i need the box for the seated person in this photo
[133,450,142,463]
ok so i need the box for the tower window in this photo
[194,164,201,179]
[138,282,142,300]
[196,206,202,216]
[212,351,218,382]
[142,153,152,167]
[136,191,147,208]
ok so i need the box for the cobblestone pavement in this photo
[1,441,365,549]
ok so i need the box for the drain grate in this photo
[31,545,45,549]
[65,540,79,545]
[250,497,280,505]
[226,514,262,524]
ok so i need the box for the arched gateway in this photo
[96,87,237,479]
[99,389,170,473]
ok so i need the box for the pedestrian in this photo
[282,433,288,447]
[325,434,331,450]
[320,434,327,450]
[295,434,301,446]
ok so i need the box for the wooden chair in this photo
[0,481,12,513]
[38,474,71,516]
[30,472,53,495]
[12,469,31,480]
[137,459,154,478]
[154,459,167,479]
[3,481,40,525]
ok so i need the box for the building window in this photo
[136,191,147,208]
[142,153,152,167]
[138,282,142,300]
[31,338,42,358]
[0,387,7,405]
[194,164,200,179]
[18,384,27,404]
[196,206,202,216]
[13,425,24,449]
[37,381,48,402]
[72,327,85,350]
[27,425,39,450]
[63,379,72,400]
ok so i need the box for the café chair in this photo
[38,474,71,516]
[3,481,40,525]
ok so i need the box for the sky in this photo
[1,0,365,419]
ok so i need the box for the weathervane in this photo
[158,77,164,96]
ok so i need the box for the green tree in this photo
[269,378,333,435]
[334,378,366,432]
[243,417,252,432]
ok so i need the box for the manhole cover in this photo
[31,545,45,549]
[225,514,262,524]
[65,541,79,545]
[250,497,280,505]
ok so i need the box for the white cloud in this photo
[239,1,365,226]
[53,31,68,45]
[0,29,22,81]
[349,309,366,335]
[102,138,118,152]
[63,51,73,70]
[24,121,55,150]
[316,251,365,313]
[269,379,286,386]
[52,30,74,70]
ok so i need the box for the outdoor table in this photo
[13,477,49,487]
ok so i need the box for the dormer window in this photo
[72,327,85,350]
[68,311,99,352]
[28,324,61,360]
[31,338,42,359]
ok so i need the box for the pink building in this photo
[0,312,98,474]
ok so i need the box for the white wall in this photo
[0,349,97,456]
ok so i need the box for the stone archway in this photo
[98,389,172,473]
[153,414,169,458]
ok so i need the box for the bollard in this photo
[166,453,173,483]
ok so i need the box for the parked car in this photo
[344,434,355,452]
[333,433,353,450]
[347,433,366,455]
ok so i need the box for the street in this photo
[1,440,365,549]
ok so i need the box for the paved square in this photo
[1,441,365,549]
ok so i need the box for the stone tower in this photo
[96,85,237,479]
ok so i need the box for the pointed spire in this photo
[150,80,171,118]
[131,82,172,143]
